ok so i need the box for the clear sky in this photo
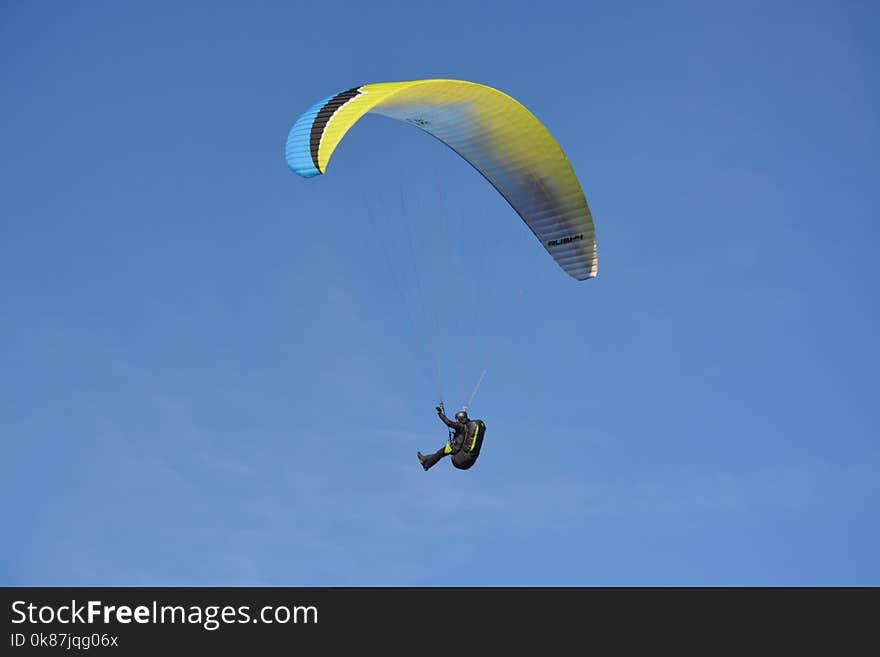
[2,1,877,585]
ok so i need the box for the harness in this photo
[439,404,485,456]
[449,421,483,455]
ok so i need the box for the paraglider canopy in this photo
[285,78,598,280]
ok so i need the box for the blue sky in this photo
[2,1,878,585]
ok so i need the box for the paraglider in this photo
[285,79,599,471]
[285,78,598,280]
[417,404,486,472]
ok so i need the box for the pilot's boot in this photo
[417,448,446,471]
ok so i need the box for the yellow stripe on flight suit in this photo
[470,423,480,452]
